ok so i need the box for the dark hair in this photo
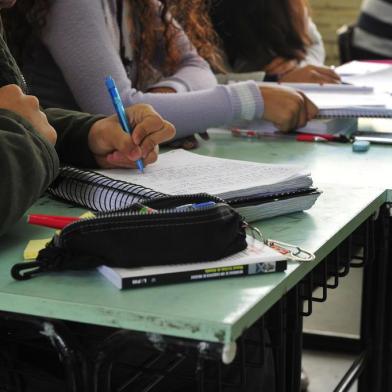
[2,0,50,63]
[210,0,311,70]
[3,0,224,87]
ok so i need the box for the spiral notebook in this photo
[260,82,392,118]
[48,150,320,222]
[98,236,288,289]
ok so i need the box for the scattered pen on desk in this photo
[296,135,328,142]
[105,76,144,173]
[296,134,351,143]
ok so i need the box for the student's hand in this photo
[0,84,57,144]
[260,85,319,131]
[279,65,341,84]
[264,57,298,75]
[88,104,176,168]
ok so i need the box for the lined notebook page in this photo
[96,150,311,199]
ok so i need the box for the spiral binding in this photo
[48,167,167,212]
[317,108,392,119]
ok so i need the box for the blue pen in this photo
[105,76,144,173]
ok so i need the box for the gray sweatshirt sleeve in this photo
[42,0,264,138]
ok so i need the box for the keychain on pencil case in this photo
[245,223,315,262]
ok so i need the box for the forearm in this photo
[46,108,104,168]
[0,109,59,235]
[123,82,264,139]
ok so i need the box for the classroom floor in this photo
[302,267,362,391]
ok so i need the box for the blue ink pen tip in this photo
[136,160,144,173]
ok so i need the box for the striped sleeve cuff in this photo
[225,81,264,121]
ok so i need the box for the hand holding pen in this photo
[106,76,144,172]
[87,84,175,169]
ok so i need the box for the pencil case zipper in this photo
[57,193,238,241]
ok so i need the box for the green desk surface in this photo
[199,128,392,201]
[0,127,388,344]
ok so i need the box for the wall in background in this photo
[309,0,362,65]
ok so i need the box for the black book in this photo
[98,237,287,289]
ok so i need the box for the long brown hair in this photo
[3,0,223,87]
[210,0,311,70]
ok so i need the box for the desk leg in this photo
[380,204,392,391]
[267,286,302,392]
[286,286,302,392]
[358,205,389,392]
[268,299,286,392]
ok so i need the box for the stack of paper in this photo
[335,61,391,77]
[232,117,357,137]
[95,150,319,222]
[260,82,392,118]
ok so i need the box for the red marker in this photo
[27,214,80,229]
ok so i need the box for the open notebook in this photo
[259,82,392,118]
[98,236,288,289]
[231,117,358,137]
[336,61,392,94]
[49,150,320,222]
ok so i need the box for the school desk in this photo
[0,127,390,391]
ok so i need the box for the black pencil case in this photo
[12,194,247,280]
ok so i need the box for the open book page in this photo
[96,150,312,199]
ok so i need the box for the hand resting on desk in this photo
[260,85,319,131]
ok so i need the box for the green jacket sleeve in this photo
[0,109,59,235]
[46,108,105,168]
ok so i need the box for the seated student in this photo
[0,0,175,236]
[209,0,341,84]
[4,0,318,144]
[352,0,392,60]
